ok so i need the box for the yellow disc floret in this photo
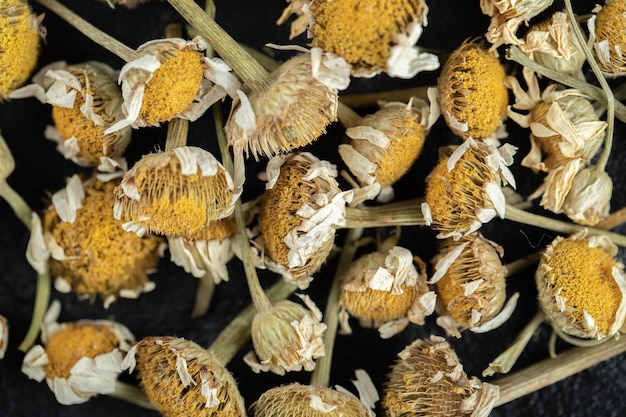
[594,0,626,76]
[44,323,119,379]
[0,0,40,100]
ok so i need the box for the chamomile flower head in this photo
[561,167,612,226]
[252,370,378,417]
[588,0,626,77]
[519,11,586,75]
[506,68,606,173]
[437,39,508,140]
[245,294,326,375]
[339,99,432,202]
[536,231,626,340]
[168,216,238,283]
[114,146,240,240]
[21,300,135,405]
[226,51,348,160]
[422,138,517,240]
[106,37,239,133]
[258,152,353,289]
[0,132,15,183]
[280,0,439,78]
[382,335,499,417]
[339,245,435,339]
[122,336,246,417]
[0,0,42,100]
[27,176,162,307]
[430,233,518,337]
[480,0,554,51]
[12,61,131,166]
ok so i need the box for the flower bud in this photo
[588,0,626,77]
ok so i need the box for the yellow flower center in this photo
[547,239,621,335]
[595,0,626,51]
[341,286,417,324]
[194,216,238,242]
[438,41,508,139]
[44,180,162,300]
[140,50,204,125]
[0,0,40,100]
[310,0,425,73]
[44,323,119,379]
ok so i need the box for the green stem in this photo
[34,0,137,62]
[164,118,189,151]
[310,227,364,388]
[167,0,272,93]
[18,269,51,352]
[190,273,216,319]
[506,46,626,124]
[343,198,425,229]
[109,381,157,410]
[0,181,33,230]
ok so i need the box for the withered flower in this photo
[339,245,435,339]
[245,294,326,375]
[22,300,135,405]
[431,233,518,337]
[382,335,499,417]
[588,0,626,77]
[225,51,349,159]
[258,152,352,289]
[113,146,240,240]
[26,176,162,307]
[561,167,612,226]
[122,336,246,417]
[536,230,626,340]
[278,0,439,78]
[0,0,42,100]
[437,39,508,140]
[422,138,517,240]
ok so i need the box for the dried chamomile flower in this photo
[536,230,626,340]
[21,300,135,405]
[225,51,348,159]
[588,0,626,77]
[480,0,554,51]
[280,0,439,78]
[258,152,353,289]
[168,216,237,282]
[11,61,131,166]
[519,11,586,75]
[0,0,42,100]
[506,68,606,173]
[28,176,162,307]
[0,315,7,359]
[437,39,508,140]
[114,146,240,240]
[561,167,612,226]
[122,336,246,417]
[106,36,239,133]
[245,294,326,375]
[422,138,517,240]
[253,370,378,417]
[431,233,518,337]
[339,245,435,339]
[382,335,499,417]
[338,98,434,203]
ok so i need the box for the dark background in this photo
[2,0,626,416]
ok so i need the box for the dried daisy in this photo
[536,230,626,340]
[421,138,517,240]
[430,233,519,337]
[225,50,349,159]
[122,336,246,417]
[244,293,326,375]
[105,36,239,133]
[258,152,353,289]
[382,335,499,417]
[561,166,612,226]
[11,61,131,167]
[587,0,626,77]
[279,0,439,78]
[21,300,135,405]
[114,146,241,240]
[338,98,434,203]
[0,315,7,359]
[518,11,586,75]
[0,0,42,100]
[437,39,509,140]
[26,175,162,307]
[339,243,435,339]
[480,0,554,51]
